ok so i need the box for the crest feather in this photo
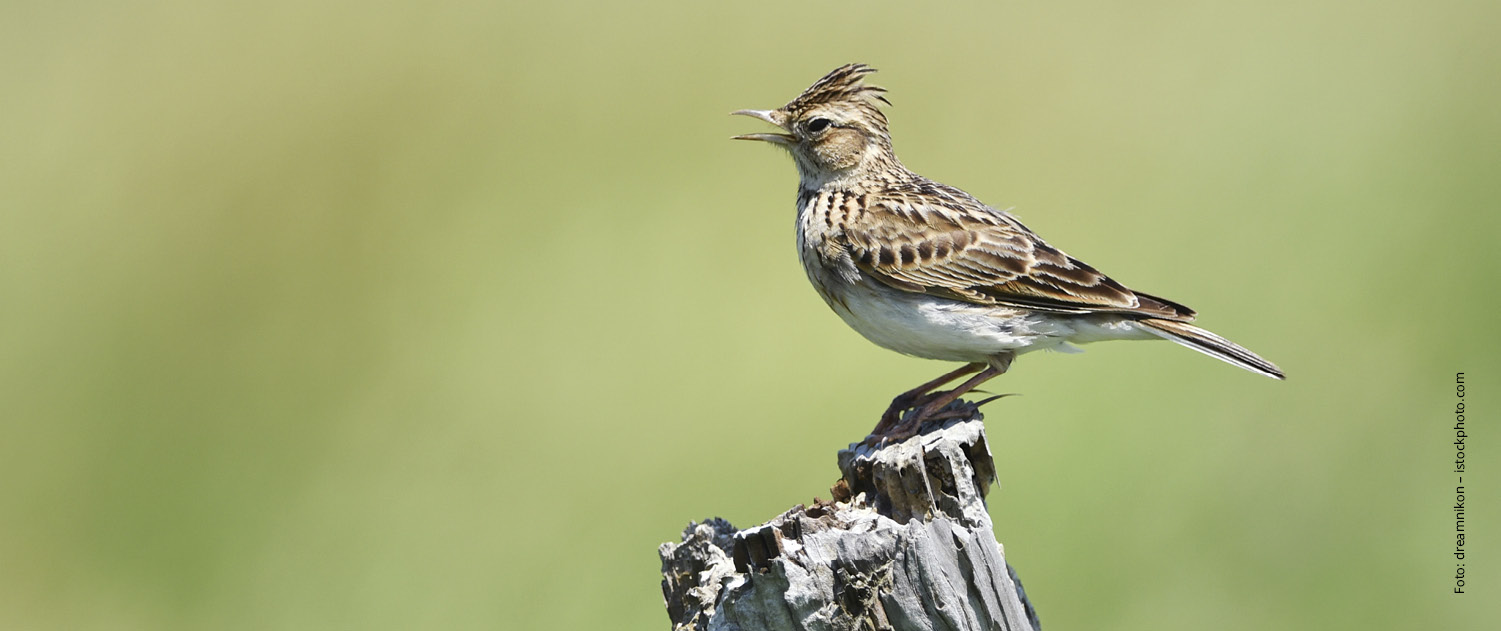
[784,64,891,131]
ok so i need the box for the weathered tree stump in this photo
[659,408,1040,631]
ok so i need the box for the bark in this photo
[660,411,1040,631]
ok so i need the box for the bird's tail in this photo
[1137,318,1285,380]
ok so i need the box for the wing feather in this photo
[842,192,1195,319]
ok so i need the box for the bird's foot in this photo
[871,389,944,437]
[864,393,1013,447]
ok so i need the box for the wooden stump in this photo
[659,409,1040,631]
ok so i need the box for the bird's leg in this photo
[871,362,985,436]
[884,353,1014,440]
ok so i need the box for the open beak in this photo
[731,109,794,145]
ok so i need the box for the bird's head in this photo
[733,64,898,185]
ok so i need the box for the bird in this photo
[732,64,1283,439]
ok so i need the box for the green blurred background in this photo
[2,1,1496,629]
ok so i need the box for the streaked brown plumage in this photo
[734,64,1283,439]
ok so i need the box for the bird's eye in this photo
[807,118,832,133]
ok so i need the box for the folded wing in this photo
[842,193,1194,320]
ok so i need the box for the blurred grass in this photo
[1,1,1496,629]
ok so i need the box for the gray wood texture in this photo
[660,412,1040,631]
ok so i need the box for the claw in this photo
[972,393,1018,407]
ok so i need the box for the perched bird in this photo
[733,64,1283,438]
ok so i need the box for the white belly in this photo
[823,279,1071,361]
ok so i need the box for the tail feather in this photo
[1137,318,1285,380]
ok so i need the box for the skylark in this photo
[733,64,1283,439]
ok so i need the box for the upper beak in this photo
[731,109,794,145]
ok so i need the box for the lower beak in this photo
[732,132,795,145]
[731,109,794,145]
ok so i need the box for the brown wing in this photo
[842,192,1195,320]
